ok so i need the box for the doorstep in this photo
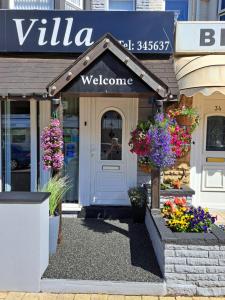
[78,205,132,219]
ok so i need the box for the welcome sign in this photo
[63,52,151,94]
[0,10,174,54]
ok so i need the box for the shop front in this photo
[0,10,177,210]
[175,22,225,209]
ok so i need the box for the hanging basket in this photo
[175,115,194,126]
[139,164,152,173]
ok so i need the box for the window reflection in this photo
[206,116,225,151]
[101,110,122,160]
[1,101,31,191]
[62,95,79,203]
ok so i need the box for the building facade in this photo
[0,10,177,211]
[175,21,225,209]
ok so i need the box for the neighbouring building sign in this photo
[0,10,174,54]
[176,22,225,54]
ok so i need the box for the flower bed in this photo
[145,207,225,296]
[161,198,216,233]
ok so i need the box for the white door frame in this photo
[79,97,138,207]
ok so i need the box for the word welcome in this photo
[80,75,134,86]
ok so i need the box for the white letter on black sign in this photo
[63,18,73,46]
[75,28,94,46]
[38,19,48,46]
[13,18,38,46]
[51,18,61,46]
[81,75,93,85]
[200,29,215,46]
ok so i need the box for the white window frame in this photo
[106,0,135,11]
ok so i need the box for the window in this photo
[166,0,189,21]
[1,101,31,191]
[108,0,135,11]
[206,116,225,151]
[219,0,225,19]
[10,0,54,9]
[62,95,79,203]
[101,110,122,160]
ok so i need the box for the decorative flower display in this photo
[41,119,64,171]
[162,198,217,233]
[129,113,192,169]
[168,105,200,132]
[129,128,151,156]
[147,113,175,168]
[169,124,192,158]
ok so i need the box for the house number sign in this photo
[215,106,222,112]
[0,10,174,54]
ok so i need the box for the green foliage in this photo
[41,175,71,216]
[128,187,147,207]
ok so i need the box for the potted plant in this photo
[168,106,200,132]
[42,175,71,255]
[128,187,147,223]
[138,157,152,173]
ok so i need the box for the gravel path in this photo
[43,218,163,282]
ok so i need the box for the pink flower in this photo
[41,118,64,171]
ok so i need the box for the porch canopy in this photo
[0,36,178,99]
[47,33,170,99]
[175,54,225,97]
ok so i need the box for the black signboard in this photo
[63,51,152,94]
[0,10,174,54]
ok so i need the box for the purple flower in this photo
[147,113,175,169]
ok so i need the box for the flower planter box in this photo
[145,208,225,296]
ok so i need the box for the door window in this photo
[206,116,225,151]
[101,110,122,160]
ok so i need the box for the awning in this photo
[175,55,225,97]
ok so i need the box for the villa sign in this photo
[0,10,174,54]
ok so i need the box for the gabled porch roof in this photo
[47,33,169,98]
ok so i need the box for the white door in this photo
[201,113,225,206]
[90,97,137,205]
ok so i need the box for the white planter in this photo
[0,192,49,292]
[49,215,60,255]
